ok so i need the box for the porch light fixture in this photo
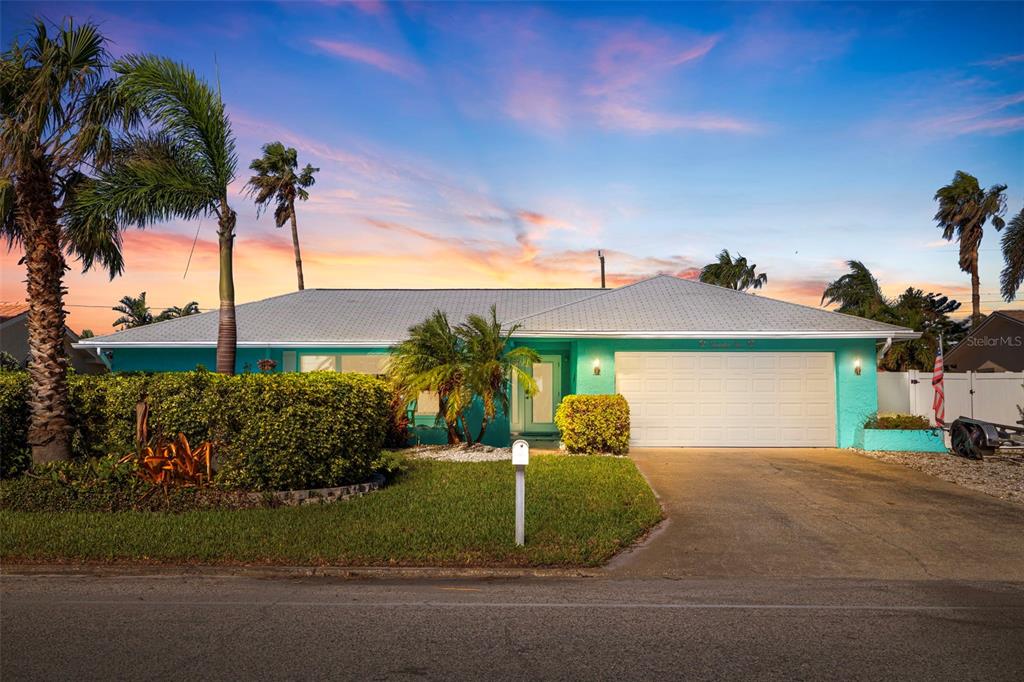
[854,358,862,376]
[593,357,601,375]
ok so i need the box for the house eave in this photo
[72,341,400,349]
[511,330,921,340]
[74,329,921,349]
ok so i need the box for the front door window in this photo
[524,355,561,433]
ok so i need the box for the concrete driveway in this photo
[609,448,1024,581]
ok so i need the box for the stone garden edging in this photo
[252,473,387,507]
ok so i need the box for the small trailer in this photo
[949,416,1024,460]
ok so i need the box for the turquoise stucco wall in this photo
[104,337,880,448]
[860,428,947,453]
[518,337,879,448]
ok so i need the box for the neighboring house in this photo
[74,275,917,448]
[0,302,106,375]
[945,311,1024,372]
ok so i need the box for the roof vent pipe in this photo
[598,250,606,288]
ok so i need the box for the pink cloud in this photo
[594,102,758,134]
[977,53,1024,68]
[918,92,1024,136]
[310,38,422,80]
[503,71,569,131]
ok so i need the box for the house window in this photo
[340,354,388,375]
[299,355,338,372]
[415,390,440,417]
[298,354,389,374]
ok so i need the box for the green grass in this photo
[0,455,662,567]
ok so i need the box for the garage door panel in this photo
[616,352,836,447]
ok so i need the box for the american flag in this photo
[932,339,945,427]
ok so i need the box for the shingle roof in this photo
[515,275,917,338]
[77,275,917,347]
[79,288,599,346]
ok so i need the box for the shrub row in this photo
[555,394,630,455]
[864,413,933,430]
[0,370,393,490]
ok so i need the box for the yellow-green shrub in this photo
[554,394,630,455]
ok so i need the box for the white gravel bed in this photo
[859,449,1024,505]
[406,444,512,462]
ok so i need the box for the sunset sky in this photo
[2,0,1023,334]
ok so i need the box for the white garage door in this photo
[615,352,836,447]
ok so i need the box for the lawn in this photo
[0,455,662,567]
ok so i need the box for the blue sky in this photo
[2,1,1023,331]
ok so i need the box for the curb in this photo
[0,563,600,580]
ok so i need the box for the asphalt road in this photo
[3,574,1023,681]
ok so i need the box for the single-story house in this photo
[1,302,107,374]
[945,310,1024,372]
[74,275,917,448]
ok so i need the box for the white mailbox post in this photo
[512,439,529,546]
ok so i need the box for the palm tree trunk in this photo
[18,169,72,463]
[288,201,304,291]
[459,413,473,445]
[216,202,237,374]
[476,418,488,444]
[970,258,982,328]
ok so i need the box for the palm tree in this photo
[158,301,201,320]
[882,288,967,371]
[699,249,768,291]
[823,262,968,371]
[72,54,239,373]
[112,292,153,329]
[457,305,538,443]
[388,311,471,444]
[933,171,1007,327]
[1000,207,1024,303]
[1,20,131,463]
[246,142,317,290]
[820,260,889,318]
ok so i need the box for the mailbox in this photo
[512,439,529,466]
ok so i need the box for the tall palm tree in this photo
[820,260,889,318]
[457,305,538,443]
[112,292,153,329]
[158,301,201,320]
[1,20,131,463]
[1000,207,1024,303]
[388,310,471,444]
[933,171,1007,327]
[246,142,317,290]
[699,249,768,291]
[72,55,239,373]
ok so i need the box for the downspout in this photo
[93,346,113,371]
[876,337,893,367]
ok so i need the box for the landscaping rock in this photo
[859,450,1024,505]
[407,444,512,462]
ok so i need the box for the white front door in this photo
[615,352,837,447]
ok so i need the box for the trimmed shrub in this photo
[0,372,30,478]
[0,370,392,490]
[555,394,630,455]
[864,413,932,430]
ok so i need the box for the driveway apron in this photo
[608,448,1024,580]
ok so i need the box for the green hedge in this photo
[0,370,392,490]
[554,394,630,455]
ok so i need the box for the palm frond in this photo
[113,54,236,189]
[1000,208,1024,302]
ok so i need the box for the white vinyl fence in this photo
[878,371,1024,429]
